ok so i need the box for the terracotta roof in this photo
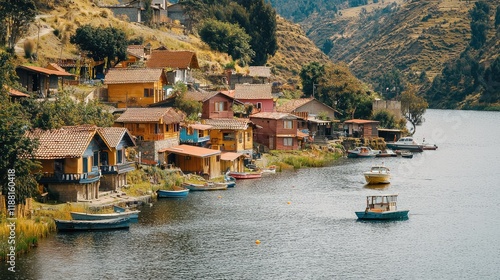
[146,50,199,69]
[219,90,235,98]
[104,68,164,84]
[248,66,271,78]
[97,127,136,148]
[344,119,380,124]
[184,91,217,102]
[115,108,185,123]
[127,45,145,58]
[234,84,273,100]
[17,65,73,76]
[46,63,66,72]
[250,112,298,120]
[5,86,29,97]
[276,98,314,113]
[188,124,212,130]
[26,126,97,159]
[220,152,244,161]
[203,118,251,130]
[160,144,221,157]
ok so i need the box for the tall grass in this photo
[268,148,342,170]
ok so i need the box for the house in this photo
[97,127,137,191]
[277,97,339,140]
[16,65,74,97]
[146,50,199,85]
[160,144,221,179]
[203,118,256,156]
[5,85,30,101]
[104,68,168,108]
[179,123,212,147]
[225,66,272,89]
[102,0,162,24]
[250,112,300,150]
[220,152,246,173]
[114,107,185,163]
[233,83,274,113]
[343,119,380,139]
[184,91,242,119]
[114,45,151,68]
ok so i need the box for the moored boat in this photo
[386,137,424,152]
[70,209,140,220]
[347,146,377,158]
[375,149,397,157]
[182,182,227,191]
[355,194,409,220]
[364,165,391,184]
[228,171,262,179]
[55,217,131,231]
[157,187,190,198]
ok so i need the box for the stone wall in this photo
[373,100,402,119]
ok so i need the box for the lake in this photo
[2,109,500,279]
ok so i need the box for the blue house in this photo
[179,123,213,147]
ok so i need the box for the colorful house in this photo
[104,68,168,108]
[184,91,241,119]
[220,152,246,173]
[16,65,74,97]
[146,50,199,85]
[179,123,212,147]
[250,112,300,150]
[203,118,256,155]
[233,83,274,113]
[343,119,380,139]
[114,107,185,163]
[160,144,221,179]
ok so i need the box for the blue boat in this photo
[355,194,409,220]
[157,188,190,198]
[54,217,131,231]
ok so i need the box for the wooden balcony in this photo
[39,170,101,184]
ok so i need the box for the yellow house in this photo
[203,118,256,156]
[104,68,168,108]
[160,144,221,179]
[114,107,186,163]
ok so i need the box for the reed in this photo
[268,149,342,169]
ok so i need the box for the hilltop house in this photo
[114,107,185,163]
[160,144,221,179]
[233,83,274,113]
[203,118,256,156]
[104,68,168,108]
[250,112,300,150]
[102,0,163,24]
[146,50,199,86]
[16,65,74,97]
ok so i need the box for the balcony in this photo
[100,162,136,174]
[39,170,101,184]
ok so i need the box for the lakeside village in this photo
[1,45,425,260]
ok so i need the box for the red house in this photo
[184,91,242,119]
[233,84,274,113]
[250,112,300,150]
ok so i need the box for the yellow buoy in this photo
[218,195,222,199]
[287,201,291,204]
[255,240,261,245]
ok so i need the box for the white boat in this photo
[364,165,391,184]
[355,194,409,220]
[347,146,378,158]
[70,209,140,220]
[386,137,424,152]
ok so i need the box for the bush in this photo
[23,39,35,59]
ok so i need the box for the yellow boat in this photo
[363,165,391,184]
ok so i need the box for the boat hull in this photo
[364,174,391,184]
[157,189,189,198]
[55,217,131,231]
[355,210,409,220]
[229,172,262,179]
[70,210,140,220]
[386,143,424,152]
[182,182,227,191]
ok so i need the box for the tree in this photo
[0,0,37,51]
[142,0,153,26]
[496,6,500,28]
[244,0,278,65]
[70,25,128,68]
[400,85,428,135]
[300,62,325,97]
[372,110,397,129]
[469,1,490,49]
[172,82,201,120]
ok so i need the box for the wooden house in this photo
[184,91,242,119]
[114,107,185,163]
[343,119,380,139]
[97,127,137,191]
[220,152,246,173]
[146,50,199,85]
[277,97,339,141]
[250,112,300,150]
[104,68,168,108]
[203,118,256,156]
[179,123,212,147]
[233,83,274,113]
[16,65,74,97]
[114,45,150,68]
[160,144,221,179]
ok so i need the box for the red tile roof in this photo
[276,98,314,113]
[97,127,136,148]
[203,118,252,130]
[104,68,165,84]
[5,86,30,97]
[160,144,221,157]
[250,112,298,120]
[234,84,273,100]
[184,91,217,102]
[146,50,200,69]
[115,107,185,124]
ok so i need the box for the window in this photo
[93,151,99,167]
[256,102,262,110]
[117,150,123,164]
[144,88,154,97]
[216,155,220,162]
[187,127,194,135]
[214,101,227,112]
[223,133,234,141]
[284,120,293,129]
[283,138,293,146]
[83,157,88,173]
[154,124,160,134]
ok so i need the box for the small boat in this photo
[182,182,227,191]
[55,217,131,231]
[70,209,140,220]
[224,174,236,188]
[355,194,409,220]
[386,137,424,152]
[261,165,277,174]
[400,151,413,158]
[364,165,391,184]
[375,149,397,157]
[228,171,262,179]
[421,138,438,150]
[347,146,377,158]
[157,187,190,198]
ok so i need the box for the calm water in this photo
[3,109,500,279]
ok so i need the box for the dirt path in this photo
[15,15,54,56]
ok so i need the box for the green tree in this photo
[400,85,428,135]
[469,1,490,49]
[496,6,500,28]
[243,0,278,65]
[300,62,325,97]
[372,110,396,129]
[70,25,128,68]
[0,0,37,51]
[172,82,201,119]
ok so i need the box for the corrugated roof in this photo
[220,152,244,161]
[250,112,297,120]
[344,119,379,124]
[160,144,220,157]
[104,68,164,84]
[276,98,314,113]
[146,50,199,69]
[115,107,185,123]
[203,118,251,130]
[234,84,273,100]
